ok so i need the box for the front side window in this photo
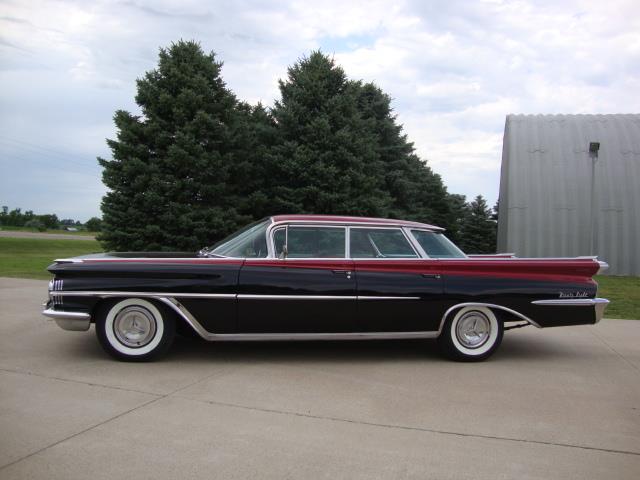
[209,219,269,258]
[350,228,418,258]
[274,226,346,258]
[411,230,466,258]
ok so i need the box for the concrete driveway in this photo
[0,278,638,479]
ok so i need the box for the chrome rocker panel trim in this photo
[42,308,91,331]
[158,297,437,341]
[531,298,610,323]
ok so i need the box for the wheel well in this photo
[91,297,187,327]
[440,303,534,331]
[440,304,516,331]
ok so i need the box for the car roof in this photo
[270,214,444,231]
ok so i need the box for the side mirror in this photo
[279,244,288,260]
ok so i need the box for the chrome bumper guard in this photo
[531,298,610,323]
[42,308,91,331]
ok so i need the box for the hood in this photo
[71,252,200,260]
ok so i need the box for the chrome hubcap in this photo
[113,306,156,348]
[455,311,491,348]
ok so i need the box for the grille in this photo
[50,279,64,306]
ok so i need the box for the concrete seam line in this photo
[0,367,234,472]
[176,396,640,458]
[587,329,640,375]
[0,367,163,397]
[0,396,163,472]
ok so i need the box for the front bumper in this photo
[42,307,91,331]
[531,298,610,323]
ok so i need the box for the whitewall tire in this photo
[437,306,503,361]
[96,298,175,361]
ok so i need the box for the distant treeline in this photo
[0,206,102,232]
[98,41,498,254]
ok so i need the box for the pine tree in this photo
[265,52,391,216]
[445,193,469,244]
[352,82,452,228]
[98,41,252,251]
[457,195,497,254]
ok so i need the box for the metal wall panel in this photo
[497,114,640,275]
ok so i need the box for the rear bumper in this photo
[42,308,91,331]
[531,298,610,323]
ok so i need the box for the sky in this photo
[1,0,639,222]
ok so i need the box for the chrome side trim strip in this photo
[531,298,609,323]
[53,291,421,301]
[439,302,542,331]
[157,297,438,342]
[53,291,237,299]
[357,296,421,300]
[238,294,355,300]
[157,297,216,339]
[42,308,91,331]
[531,298,609,306]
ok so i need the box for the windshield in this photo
[208,219,270,258]
[411,230,466,258]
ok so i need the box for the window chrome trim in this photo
[407,228,468,259]
[269,224,348,260]
[267,220,441,260]
[403,227,429,258]
[348,225,420,259]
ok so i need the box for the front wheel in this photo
[95,298,175,361]
[437,306,503,362]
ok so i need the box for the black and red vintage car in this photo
[43,215,609,362]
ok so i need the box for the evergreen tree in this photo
[457,195,497,254]
[99,40,251,251]
[352,82,452,228]
[265,52,391,215]
[445,193,469,244]
[85,217,103,232]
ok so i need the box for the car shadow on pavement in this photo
[167,336,443,364]
[162,331,582,364]
[51,327,588,364]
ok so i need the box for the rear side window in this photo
[274,227,346,258]
[350,228,418,258]
[411,230,466,258]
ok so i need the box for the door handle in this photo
[421,273,441,279]
[332,270,352,279]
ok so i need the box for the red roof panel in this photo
[270,214,443,230]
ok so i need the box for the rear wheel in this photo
[437,306,503,361]
[95,298,175,361]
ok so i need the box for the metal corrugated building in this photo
[497,114,640,275]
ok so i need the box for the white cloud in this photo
[0,0,638,220]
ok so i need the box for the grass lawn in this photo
[0,226,98,236]
[595,275,640,320]
[0,237,102,279]
[0,237,637,319]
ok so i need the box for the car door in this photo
[351,227,444,332]
[237,225,357,333]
